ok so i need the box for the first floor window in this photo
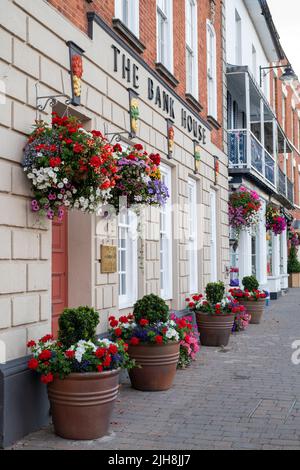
[160,164,172,299]
[157,0,173,71]
[210,190,217,281]
[207,20,217,118]
[188,178,198,293]
[185,0,198,98]
[115,0,139,37]
[118,210,138,308]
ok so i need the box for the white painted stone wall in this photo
[0,0,230,358]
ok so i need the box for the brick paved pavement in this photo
[11,289,300,450]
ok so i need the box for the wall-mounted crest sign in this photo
[128,88,139,138]
[100,245,117,273]
[67,41,84,106]
[166,119,174,159]
[194,140,201,174]
[214,156,220,185]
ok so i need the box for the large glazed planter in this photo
[128,342,180,391]
[47,370,120,440]
[196,313,235,347]
[242,299,265,324]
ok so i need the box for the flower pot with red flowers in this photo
[230,276,267,325]
[27,306,133,440]
[109,294,193,391]
[23,114,118,221]
[108,144,169,213]
[187,283,237,347]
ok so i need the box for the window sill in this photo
[185,93,203,113]
[155,62,179,88]
[112,18,146,54]
[207,115,221,130]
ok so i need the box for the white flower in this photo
[63,178,68,184]
[166,328,179,341]
[27,173,34,179]
[57,182,64,189]
[64,201,70,207]
[57,194,63,199]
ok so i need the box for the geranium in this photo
[187,292,240,316]
[27,335,133,383]
[170,314,200,369]
[23,114,118,220]
[229,186,261,235]
[229,287,267,302]
[266,205,287,235]
[232,308,251,332]
[108,144,169,212]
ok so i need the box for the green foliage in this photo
[288,247,300,273]
[242,276,259,291]
[58,306,99,348]
[133,294,169,324]
[205,282,225,305]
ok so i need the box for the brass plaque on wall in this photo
[100,245,117,273]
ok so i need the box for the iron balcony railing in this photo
[228,129,275,188]
[228,129,294,204]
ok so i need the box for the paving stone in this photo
[10,289,300,450]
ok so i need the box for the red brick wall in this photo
[47,0,224,151]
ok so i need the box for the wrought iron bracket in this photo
[103,123,133,144]
[35,83,71,115]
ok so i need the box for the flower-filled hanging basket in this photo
[289,227,300,249]
[23,113,118,221]
[266,205,287,235]
[229,186,261,235]
[108,143,169,213]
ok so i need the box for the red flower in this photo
[188,302,195,308]
[114,328,122,337]
[41,373,53,384]
[97,365,103,372]
[185,298,190,302]
[64,138,73,145]
[28,358,39,370]
[38,350,52,361]
[113,143,122,152]
[91,130,102,138]
[65,350,75,359]
[101,180,111,190]
[119,315,129,324]
[73,143,84,153]
[27,340,36,348]
[108,315,116,321]
[154,335,163,344]
[130,337,140,346]
[49,157,61,168]
[108,344,118,355]
[110,319,118,328]
[149,153,161,166]
[90,155,102,168]
[139,318,149,327]
[40,334,54,343]
[95,347,106,358]
[134,143,143,151]
[178,319,187,328]
[103,354,112,367]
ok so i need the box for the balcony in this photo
[277,167,294,206]
[228,129,276,189]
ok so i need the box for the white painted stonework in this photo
[0,0,229,360]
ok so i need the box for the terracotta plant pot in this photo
[242,299,265,324]
[196,313,235,347]
[47,369,120,440]
[128,342,180,391]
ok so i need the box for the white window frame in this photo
[206,20,217,119]
[210,190,217,282]
[160,164,173,300]
[188,178,198,293]
[115,0,140,37]
[156,0,174,72]
[185,0,198,99]
[118,209,138,309]
[235,9,242,66]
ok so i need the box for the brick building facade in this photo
[0,0,229,446]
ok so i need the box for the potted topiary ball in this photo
[27,306,133,440]
[288,247,300,288]
[188,282,236,347]
[109,294,181,391]
[229,276,267,324]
